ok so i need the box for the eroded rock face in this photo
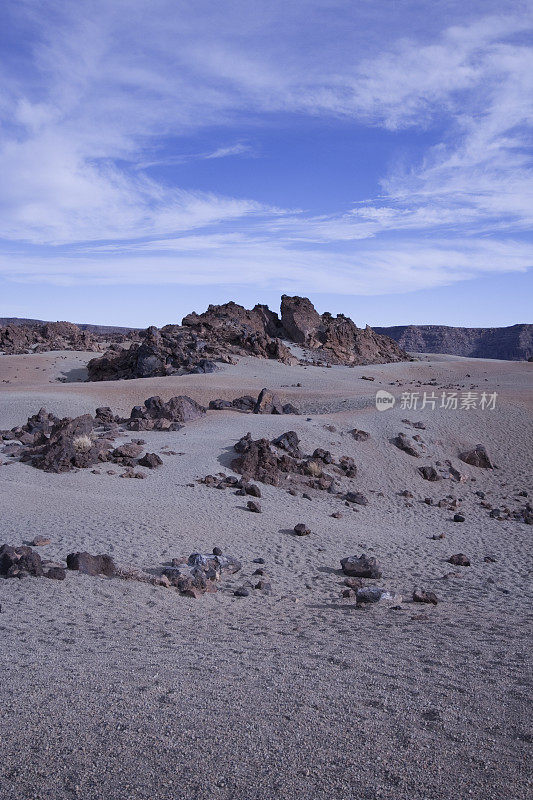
[280,295,322,345]
[280,295,408,365]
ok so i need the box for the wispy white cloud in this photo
[0,0,531,294]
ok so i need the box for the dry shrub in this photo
[73,434,93,453]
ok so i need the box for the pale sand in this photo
[0,352,531,800]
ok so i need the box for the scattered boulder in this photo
[253,388,284,415]
[46,567,66,580]
[356,587,400,605]
[163,550,242,597]
[344,491,368,506]
[418,466,440,481]
[209,399,234,410]
[349,429,370,441]
[453,513,465,522]
[31,536,51,547]
[272,431,302,458]
[127,395,205,431]
[459,444,493,469]
[25,415,110,473]
[413,588,438,605]
[138,452,163,469]
[448,553,470,566]
[341,554,382,579]
[0,543,44,578]
[293,523,311,536]
[247,500,262,513]
[392,433,421,457]
[232,396,256,412]
[66,552,116,577]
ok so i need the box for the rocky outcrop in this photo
[0,320,132,355]
[230,431,357,495]
[86,296,408,380]
[1,395,206,472]
[280,295,408,365]
[127,395,206,431]
[374,323,533,361]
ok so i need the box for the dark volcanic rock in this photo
[66,552,116,577]
[247,500,262,513]
[86,296,408,381]
[253,388,284,415]
[209,399,234,410]
[0,543,44,578]
[26,414,110,473]
[341,554,382,579]
[293,523,311,536]
[138,452,163,469]
[459,444,494,469]
[232,395,256,412]
[413,588,438,605]
[349,429,371,441]
[280,295,408,365]
[393,433,421,458]
[272,431,302,458]
[46,566,66,580]
[0,320,129,355]
[127,395,205,430]
[448,553,470,566]
[418,466,441,481]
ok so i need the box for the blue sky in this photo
[0,0,532,328]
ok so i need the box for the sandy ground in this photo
[0,352,531,800]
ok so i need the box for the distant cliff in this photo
[374,324,533,361]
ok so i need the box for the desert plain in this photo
[0,349,531,800]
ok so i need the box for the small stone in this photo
[293,523,311,536]
[31,536,51,547]
[138,452,163,469]
[448,553,470,566]
[247,500,262,513]
[254,580,272,593]
[418,466,440,482]
[342,588,357,598]
[234,587,250,597]
[45,567,66,580]
[344,576,363,589]
[484,555,497,563]
[453,513,465,522]
[413,588,438,605]
[431,533,445,540]
[245,483,262,497]
[331,511,342,518]
[212,547,223,556]
[252,557,265,564]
